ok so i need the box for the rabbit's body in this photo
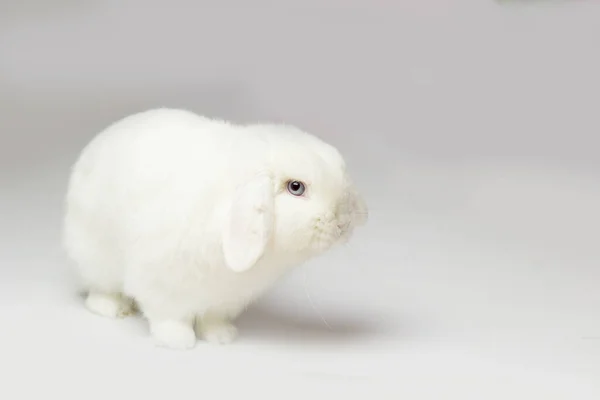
[63,108,367,349]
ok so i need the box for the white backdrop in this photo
[1,1,599,398]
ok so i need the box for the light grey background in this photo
[1,0,599,398]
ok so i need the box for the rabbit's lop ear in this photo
[222,173,274,273]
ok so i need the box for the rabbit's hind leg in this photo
[85,291,136,319]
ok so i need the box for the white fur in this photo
[63,108,368,349]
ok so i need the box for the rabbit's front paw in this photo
[150,320,197,350]
[197,320,239,345]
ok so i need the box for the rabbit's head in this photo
[222,124,368,272]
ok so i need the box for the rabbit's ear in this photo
[222,173,274,273]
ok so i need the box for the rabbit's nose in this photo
[337,219,351,232]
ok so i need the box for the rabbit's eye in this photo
[286,180,306,196]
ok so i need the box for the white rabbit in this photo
[63,108,368,350]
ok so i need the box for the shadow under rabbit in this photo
[233,303,405,345]
[72,290,402,346]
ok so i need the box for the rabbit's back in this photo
[63,109,238,292]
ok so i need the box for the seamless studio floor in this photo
[1,105,599,398]
[1,1,600,399]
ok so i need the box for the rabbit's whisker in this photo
[303,270,332,330]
